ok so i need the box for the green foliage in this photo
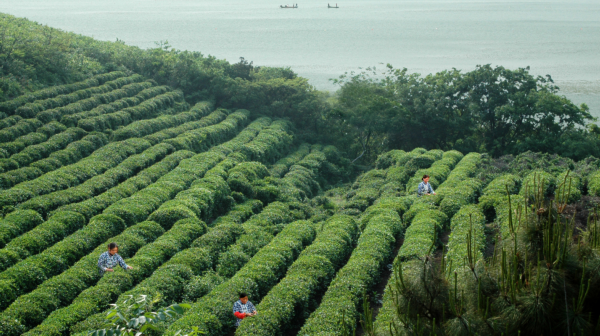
[298,210,402,335]
[0,211,85,272]
[589,170,600,196]
[444,205,486,272]
[167,216,354,336]
[326,64,598,162]
[86,295,191,336]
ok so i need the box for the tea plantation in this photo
[0,72,598,336]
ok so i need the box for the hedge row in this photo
[0,115,23,131]
[0,137,151,208]
[0,72,127,114]
[66,200,263,336]
[5,127,87,170]
[434,153,484,217]
[71,141,343,335]
[0,121,66,157]
[15,74,145,118]
[67,200,262,335]
[393,152,472,261]
[111,101,213,141]
[0,210,44,249]
[0,118,43,143]
[77,90,185,132]
[142,105,225,145]
[162,110,252,153]
[25,217,208,336]
[60,85,169,127]
[554,170,582,203]
[346,148,439,211]
[51,150,193,220]
[0,117,267,330]
[373,155,479,335]
[0,132,108,189]
[99,115,261,230]
[589,170,600,197]
[18,143,176,217]
[0,211,86,272]
[405,150,464,194]
[71,169,308,330]
[444,204,486,272]
[36,80,153,123]
[478,174,521,222]
[0,218,165,336]
[269,143,310,177]
[277,148,330,202]
[375,148,432,170]
[165,217,340,336]
[0,213,134,310]
[296,210,403,335]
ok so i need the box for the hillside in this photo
[0,12,599,336]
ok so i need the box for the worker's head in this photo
[239,293,248,304]
[108,242,118,256]
[422,174,430,183]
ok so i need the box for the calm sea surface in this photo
[2,0,599,118]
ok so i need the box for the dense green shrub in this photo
[111,101,213,141]
[519,169,556,202]
[0,211,85,272]
[0,132,108,189]
[52,150,195,220]
[0,214,127,310]
[296,210,402,335]
[18,143,175,217]
[0,121,66,157]
[60,85,169,127]
[478,173,521,221]
[15,75,144,118]
[0,138,151,208]
[23,218,207,336]
[0,219,164,334]
[35,79,151,123]
[269,143,310,177]
[0,118,43,143]
[0,72,127,114]
[8,127,87,168]
[165,217,339,336]
[0,115,23,131]
[444,204,486,272]
[0,210,44,249]
[589,170,600,196]
[77,90,184,132]
[143,106,226,145]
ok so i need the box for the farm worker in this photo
[97,242,133,275]
[233,292,257,327]
[417,174,436,196]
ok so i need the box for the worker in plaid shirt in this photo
[417,174,436,196]
[233,292,257,327]
[97,242,133,276]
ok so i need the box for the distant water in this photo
[2,0,599,119]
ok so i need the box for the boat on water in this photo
[328,3,339,8]
[280,4,298,8]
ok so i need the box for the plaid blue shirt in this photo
[233,299,256,326]
[97,251,128,275]
[417,181,434,196]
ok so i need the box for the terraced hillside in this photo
[0,73,599,336]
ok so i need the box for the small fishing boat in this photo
[327,3,339,8]
[280,4,298,8]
